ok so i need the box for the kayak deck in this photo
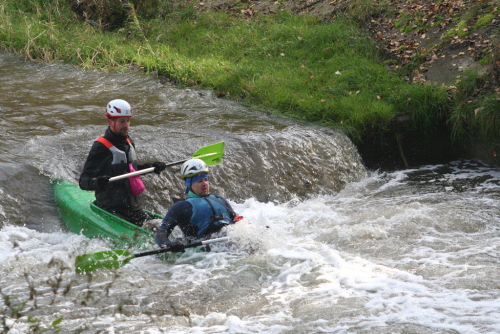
[51,179,160,248]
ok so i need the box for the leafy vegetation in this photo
[1,258,68,333]
[0,0,498,145]
[449,70,500,143]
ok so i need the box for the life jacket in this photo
[96,136,137,166]
[186,194,234,237]
[94,136,143,211]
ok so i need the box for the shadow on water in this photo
[0,162,63,231]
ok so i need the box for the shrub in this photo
[68,0,168,30]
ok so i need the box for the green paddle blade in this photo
[192,142,224,166]
[75,249,135,274]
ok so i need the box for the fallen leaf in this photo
[297,36,302,40]
[335,71,341,75]
[320,99,326,102]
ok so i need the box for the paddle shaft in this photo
[109,152,218,182]
[133,236,230,258]
[109,158,188,182]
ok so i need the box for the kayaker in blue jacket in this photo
[156,158,243,249]
[79,99,167,226]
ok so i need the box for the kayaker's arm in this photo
[137,161,167,174]
[210,196,244,223]
[128,137,167,175]
[79,142,112,191]
[155,201,194,247]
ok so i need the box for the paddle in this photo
[109,141,224,182]
[74,236,230,273]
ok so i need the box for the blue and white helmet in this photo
[181,159,209,179]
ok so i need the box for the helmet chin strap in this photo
[109,117,121,134]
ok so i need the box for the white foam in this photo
[2,162,500,333]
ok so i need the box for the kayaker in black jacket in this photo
[79,99,167,226]
[155,158,244,250]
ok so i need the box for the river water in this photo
[1,52,500,334]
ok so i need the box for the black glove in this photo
[151,162,167,174]
[93,175,110,190]
[167,240,186,253]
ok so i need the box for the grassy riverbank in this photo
[1,0,499,147]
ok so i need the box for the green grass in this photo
[449,70,500,143]
[0,0,450,141]
[441,3,496,41]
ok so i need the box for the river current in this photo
[1,52,500,333]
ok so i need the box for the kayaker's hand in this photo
[167,240,186,253]
[156,232,169,248]
[93,175,110,190]
[152,162,167,174]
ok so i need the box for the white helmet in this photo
[106,99,133,118]
[181,159,209,179]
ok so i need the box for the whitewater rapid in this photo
[2,161,500,333]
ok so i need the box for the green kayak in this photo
[51,179,215,269]
[51,179,160,249]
